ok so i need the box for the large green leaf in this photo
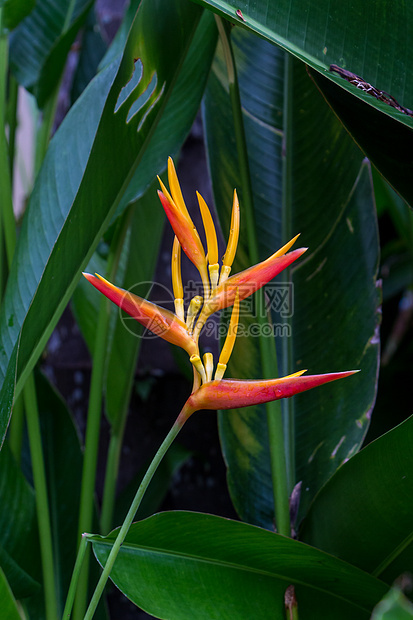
[300,413,413,585]
[193,0,413,114]
[0,442,39,598]
[35,372,83,616]
[193,0,413,204]
[116,10,218,210]
[203,29,380,527]
[0,567,21,620]
[91,511,387,619]
[309,69,413,208]
[9,0,93,106]
[0,0,209,446]
[0,0,35,31]
[70,6,107,103]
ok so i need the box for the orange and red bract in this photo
[179,371,358,421]
[83,273,198,357]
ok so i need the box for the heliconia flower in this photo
[82,273,198,357]
[177,370,359,423]
[83,158,358,431]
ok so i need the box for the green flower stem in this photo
[83,419,183,620]
[100,411,128,535]
[100,250,139,535]
[73,210,132,620]
[72,294,112,620]
[215,17,291,536]
[24,374,59,620]
[62,533,89,620]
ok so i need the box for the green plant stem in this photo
[73,211,133,620]
[72,293,111,620]
[62,534,89,620]
[8,393,24,460]
[100,413,128,535]
[24,374,59,620]
[215,16,291,536]
[100,290,140,535]
[83,420,183,620]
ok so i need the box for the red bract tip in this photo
[178,370,359,421]
[83,273,198,357]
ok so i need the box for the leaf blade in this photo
[91,511,388,619]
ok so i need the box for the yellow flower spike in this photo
[157,175,174,209]
[215,288,240,380]
[197,191,218,265]
[167,157,192,222]
[190,354,207,384]
[271,233,301,259]
[220,189,240,285]
[203,352,214,383]
[171,236,184,322]
[186,295,203,334]
[285,370,307,378]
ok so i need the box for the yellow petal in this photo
[171,235,183,300]
[222,189,240,270]
[218,288,240,367]
[190,354,207,384]
[167,157,192,222]
[197,191,218,265]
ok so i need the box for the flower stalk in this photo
[83,419,183,620]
